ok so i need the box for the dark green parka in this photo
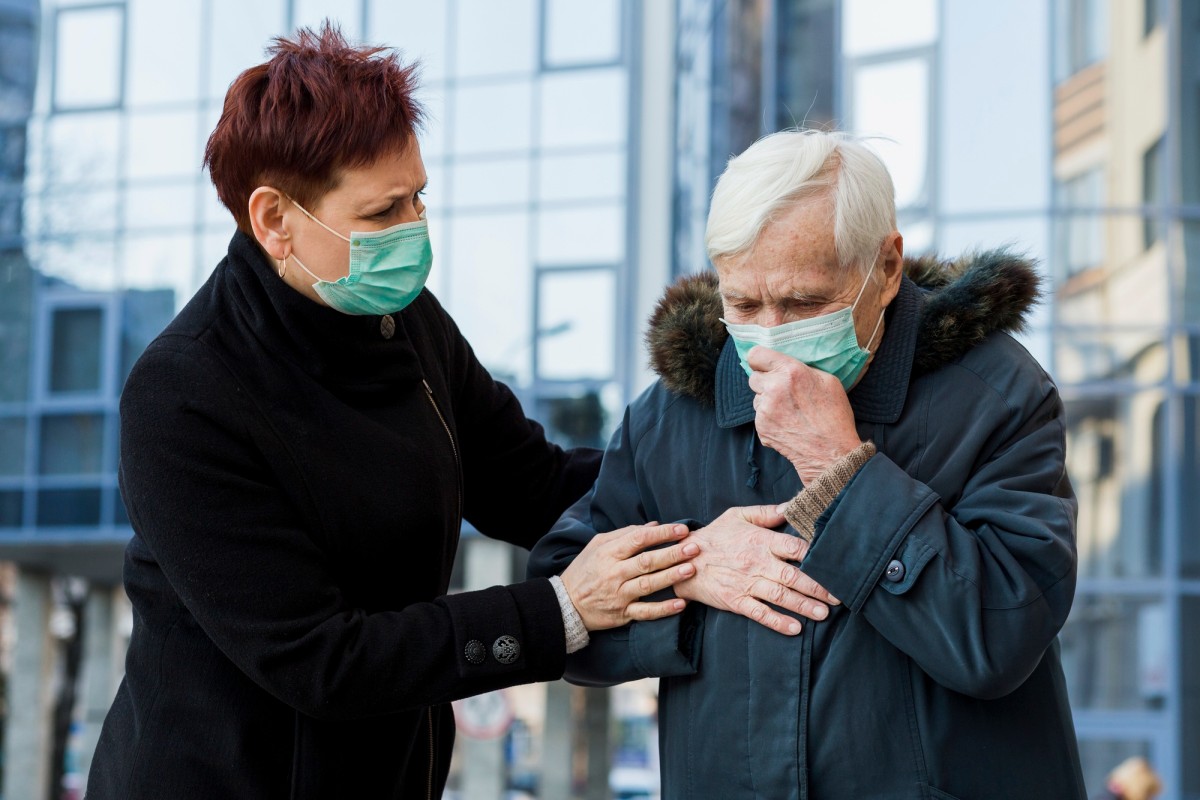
[529,252,1086,800]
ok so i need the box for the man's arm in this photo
[528,401,707,687]
[802,364,1076,699]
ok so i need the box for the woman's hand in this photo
[559,523,699,631]
[674,505,840,636]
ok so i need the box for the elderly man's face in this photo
[714,194,903,358]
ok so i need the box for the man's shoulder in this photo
[926,330,1057,413]
[624,379,714,444]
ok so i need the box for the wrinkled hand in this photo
[560,523,699,632]
[675,506,840,636]
[746,346,862,484]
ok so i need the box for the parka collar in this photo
[648,249,1042,417]
[714,276,921,428]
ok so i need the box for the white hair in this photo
[705,130,897,275]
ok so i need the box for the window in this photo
[542,0,621,69]
[842,0,937,57]
[849,58,931,209]
[1055,0,1108,81]
[49,307,103,394]
[1143,137,1164,250]
[47,306,104,389]
[1060,595,1167,710]
[536,269,615,382]
[39,413,105,476]
[451,81,533,155]
[0,418,25,476]
[1055,168,1105,276]
[454,0,536,77]
[0,491,21,528]
[53,5,125,111]
[539,69,627,148]
[36,488,101,526]
[775,0,836,131]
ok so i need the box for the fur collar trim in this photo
[645,249,1041,403]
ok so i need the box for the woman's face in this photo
[280,141,428,305]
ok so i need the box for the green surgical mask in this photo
[284,195,432,316]
[721,266,884,390]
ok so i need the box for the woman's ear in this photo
[248,187,291,259]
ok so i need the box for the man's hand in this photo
[560,523,700,632]
[675,506,840,636]
[745,345,863,484]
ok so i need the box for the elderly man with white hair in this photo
[530,129,1086,799]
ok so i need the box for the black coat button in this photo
[493,635,520,664]
[884,560,906,583]
[464,639,486,664]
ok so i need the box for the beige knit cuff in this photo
[783,441,877,543]
[550,575,590,654]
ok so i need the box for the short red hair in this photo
[204,23,424,233]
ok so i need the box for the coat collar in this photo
[648,249,1042,417]
[222,230,424,390]
[714,276,922,428]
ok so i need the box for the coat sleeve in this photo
[119,337,567,721]
[527,399,706,687]
[424,293,602,547]
[801,356,1078,700]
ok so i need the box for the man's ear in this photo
[877,231,904,307]
[248,187,291,259]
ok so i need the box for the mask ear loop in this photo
[852,258,885,352]
[284,193,353,243]
[279,192,347,284]
[864,307,886,353]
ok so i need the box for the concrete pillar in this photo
[583,687,611,800]
[3,569,55,800]
[461,538,511,800]
[75,585,117,787]
[540,679,574,799]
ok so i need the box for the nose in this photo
[398,200,423,224]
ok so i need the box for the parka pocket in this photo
[922,784,967,800]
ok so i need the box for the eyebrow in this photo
[787,289,832,302]
[360,179,429,212]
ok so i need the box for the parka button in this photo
[493,635,520,664]
[884,560,905,582]
[464,640,486,664]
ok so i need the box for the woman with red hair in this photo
[86,25,696,799]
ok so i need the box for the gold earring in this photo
[277,256,288,278]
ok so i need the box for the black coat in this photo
[87,232,600,799]
[530,252,1087,799]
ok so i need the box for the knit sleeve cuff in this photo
[783,441,877,542]
[550,575,590,654]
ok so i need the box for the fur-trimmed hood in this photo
[646,249,1041,403]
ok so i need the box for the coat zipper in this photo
[421,379,463,528]
[421,379,462,800]
[426,707,435,800]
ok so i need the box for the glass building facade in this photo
[675,0,1199,796]
[0,1,674,797]
[4,0,1200,797]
